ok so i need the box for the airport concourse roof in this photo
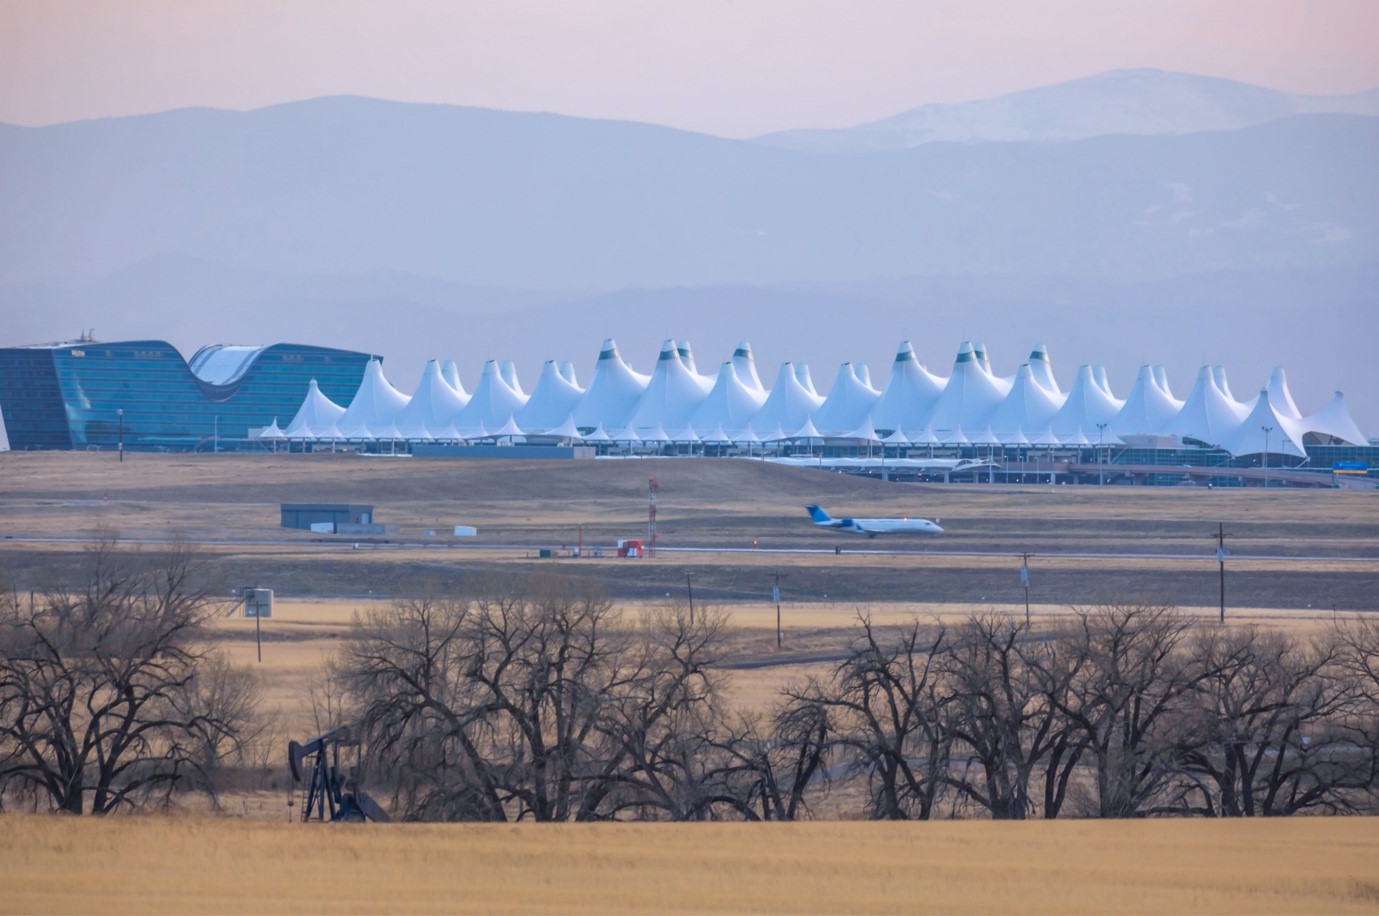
[260,338,1373,456]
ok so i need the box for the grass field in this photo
[4,815,1379,914]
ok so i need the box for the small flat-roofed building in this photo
[281,503,375,532]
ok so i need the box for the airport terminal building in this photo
[1,335,1374,486]
[0,339,375,451]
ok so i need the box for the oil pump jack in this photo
[287,726,390,823]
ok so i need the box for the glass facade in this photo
[0,340,375,451]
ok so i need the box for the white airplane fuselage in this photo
[806,505,942,537]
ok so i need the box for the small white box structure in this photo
[309,522,336,533]
[453,525,477,537]
[243,588,274,618]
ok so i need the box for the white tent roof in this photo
[545,413,584,442]
[972,342,1014,395]
[793,363,821,397]
[499,360,527,398]
[988,363,1065,437]
[558,361,579,386]
[1267,367,1302,419]
[1218,390,1309,457]
[812,362,882,435]
[441,359,469,401]
[1151,365,1180,402]
[752,362,824,434]
[731,340,766,393]
[969,425,1002,445]
[872,340,947,434]
[998,427,1031,446]
[584,424,614,443]
[456,359,529,435]
[1112,365,1182,437]
[284,379,347,440]
[573,338,649,430]
[1301,391,1369,446]
[337,360,410,440]
[925,342,1009,436]
[841,416,882,442]
[673,339,715,395]
[484,414,526,440]
[789,417,824,440]
[1164,366,1249,445]
[259,418,287,440]
[628,339,714,431]
[1027,343,1064,396]
[690,361,768,431]
[1050,364,1125,439]
[1092,366,1115,398]
[396,359,467,440]
[517,359,587,433]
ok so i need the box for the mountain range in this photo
[1,69,1375,431]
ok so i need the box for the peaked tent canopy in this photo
[517,359,587,433]
[441,360,469,401]
[396,359,467,440]
[872,340,947,434]
[1028,343,1065,397]
[337,359,410,440]
[812,362,882,436]
[1050,364,1125,439]
[1164,366,1249,445]
[573,338,649,431]
[752,362,824,435]
[1218,390,1309,457]
[925,342,1009,436]
[988,363,1064,438]
[690,361,768,432]
[284,378,347,440]
[627,339,714,432]
[731,340,766,393]
[1113,365,1182,437]
[1267,367,1303,419]
[1300,391,1369,446]
[456,360,529,436]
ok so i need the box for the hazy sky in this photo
[3,0,1378,136]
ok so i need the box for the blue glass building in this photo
[0,339,376,451]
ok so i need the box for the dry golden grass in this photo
[3,814,1378,914]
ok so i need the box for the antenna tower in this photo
[647,476,659,558]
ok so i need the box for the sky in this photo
[3,0,1379,137]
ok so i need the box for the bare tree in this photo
[0,538,258,814]
[1175,625,1374,817]
[942,615,1073,819]
[793,616,951,820]
[1049,603,1200,817]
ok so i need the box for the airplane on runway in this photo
[805,505,943,537]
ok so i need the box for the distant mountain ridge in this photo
[753,69,1379,152]
[0,96,1374,289]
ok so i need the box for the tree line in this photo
[3,543,1378,820]
[332,577,1379,822]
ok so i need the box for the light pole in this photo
[685,572,695,625]
[214,416,219,453]
[1261,425,1273,488]
[117,409,124,462]
[772,572,788,649]
[1096,422,1108,486]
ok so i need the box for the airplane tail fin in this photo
[806,504,832,523]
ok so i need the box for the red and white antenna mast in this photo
[647,476,659,558]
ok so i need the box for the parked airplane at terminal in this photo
[805,505,943,536]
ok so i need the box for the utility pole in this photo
[1019,552,1032,627]
[117,408,124,462]
[1217,522,1227,623]
[685,572,695,625]
[1261,425,1273,489]
[647,476,659,558]
[773,572,787,649]
[1096,422,1108,486]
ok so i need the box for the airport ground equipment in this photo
[287,727,390,823]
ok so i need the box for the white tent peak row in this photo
[278,340,1370,456]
